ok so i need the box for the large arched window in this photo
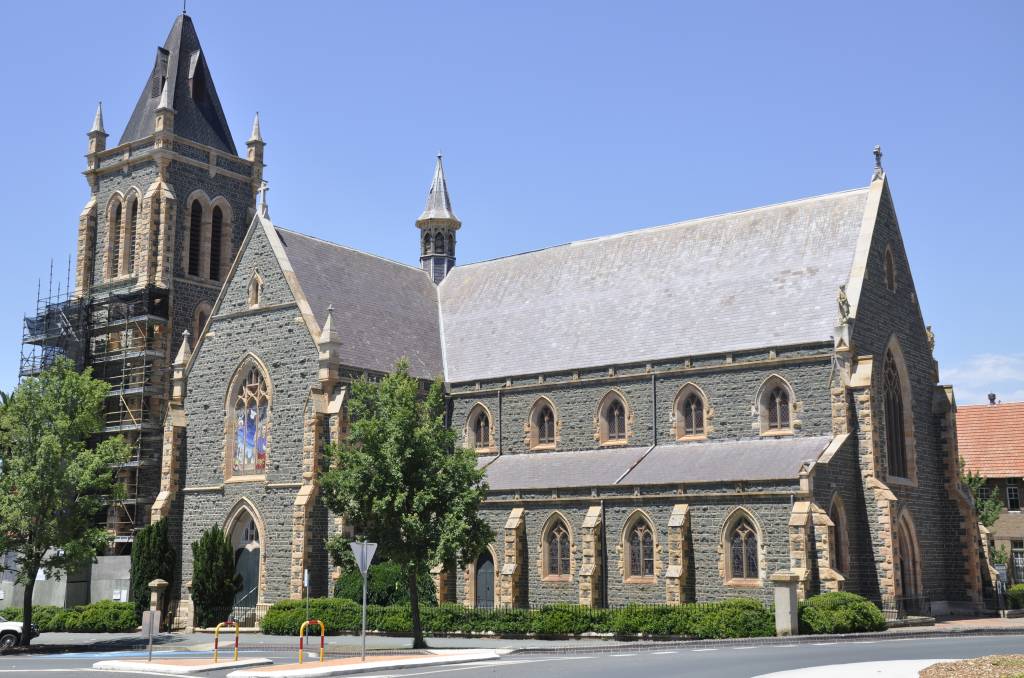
[465,404,492,452]
[210,206,223,281]
[110,201,123,277]
[529,399,557,449]
[626,515,655,579]
[188,201,203,276]
[230,362,270,476]
[597,391,629,444]
[126,199,138,274]
[727,516,759,581]
[674,384,708,439]
[884,351,908,478]
[544,516,571,579]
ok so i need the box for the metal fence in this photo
[878,595,931,621]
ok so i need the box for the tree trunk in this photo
[20,571,36,648]
[408,562,426,649]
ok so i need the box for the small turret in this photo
[416,154,461,283]
[247,112,265,187]
[87,102,108,155]
[154,80,175,134]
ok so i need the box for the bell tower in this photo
[416,154,460,283]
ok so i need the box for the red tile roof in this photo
[958,402,1024,478]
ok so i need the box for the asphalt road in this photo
[1,634,1022,677]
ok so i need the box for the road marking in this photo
[735,646,758,650]
[652,650,677,654]
[692,648,718,652]
[812,642,838,646]
[773,644,798,648]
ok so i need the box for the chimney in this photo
[989,393,997,405]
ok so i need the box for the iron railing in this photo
[878,595,931,621]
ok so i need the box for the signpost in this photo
[349,541,377,661]
[141,610,161,662]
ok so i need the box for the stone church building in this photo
[63,14,986,623]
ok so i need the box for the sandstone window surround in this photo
[464,403,494,453]
[248,271,264,309]
[884,245,897,293]
[673,383,710,440]
[192,301,212,340]
[882,337,917,486]
[183,191,233,282]
[720,508,765,588]
[756,375,797,436]
[623,511,657,583]
[224,498,268,604]
[526,397,559,450]
[595,390,632,446]
[828,494,849,576]
[224,355,272,482]
[541,513,573,581]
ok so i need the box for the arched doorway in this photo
[228,509,261,605]
[893,511,923,613]
[474,552,494,609]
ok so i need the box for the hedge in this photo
[1008,584,1024,609]
[260,598,774,639]
[1,601,137,633]
[798,592,886,634]
[334,562,436,607]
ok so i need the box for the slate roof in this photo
[120,15,237,154]
[275,228,443,380]
[958,402,1024,478]
[480,436,830,491]
[417,155,459,223]
[438,188,869,383]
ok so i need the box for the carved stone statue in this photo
[926,325,935,353]
[837,285,851,323]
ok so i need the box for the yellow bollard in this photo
[214,620,239,663]
[298,619,325,664]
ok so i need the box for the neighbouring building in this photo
[23,12,990,623]
[959,398,1024,584]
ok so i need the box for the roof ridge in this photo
[274,227,431,279]
[450,185,870,272]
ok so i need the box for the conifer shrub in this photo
[130,519,175,622]
[190,526,241,628]
[798,592,886,634]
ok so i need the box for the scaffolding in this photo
[20,262,170,553]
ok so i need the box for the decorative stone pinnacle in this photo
[248,112,263,143]
[257,181,270,217]
[872,145,884,180]
[89,101,106,136]
[157,80,173,112]
[175,329,192,366]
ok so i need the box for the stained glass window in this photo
[682,393,704,436]
[729,517,758,579]
[546,520,570,577]
[628,519,655,578]
[233,365,270,475]
[884,351,907,477]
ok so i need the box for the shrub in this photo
[799,592,886,634]
[130,518,175,622]
[611,605,678,636]
[532,605,600,636]
[334,561,436,607]
[1008,584,1024,609]
[191,526,241,628]
[0,602,136,632]
[686,598,775,639]
[260,598,363,636]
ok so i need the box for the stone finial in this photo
[89,102,106,136]
[257,181,270,218]
[872,145,884,181]
[248,112,263,144]
[174,330,192,367]
[319,304,341,346]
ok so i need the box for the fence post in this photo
[770,571,800,637]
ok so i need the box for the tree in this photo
[0,358,131,646]
[320,360,492,648]
[191,525,241,628]
[130,518,175,622]
[960,458,1004,528]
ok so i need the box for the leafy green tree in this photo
[191,526,241,628]
[320,359,492,648]
[0,358,131,646]
[960,458,1004,528]
[130,518,175,622]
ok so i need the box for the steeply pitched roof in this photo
[417,155,459,224]
[958,402,1024,478]
[479,436,830,491]
[439,188,870,383]
[275,228,443,380]
[119,14,237,154]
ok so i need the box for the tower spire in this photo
[87,102,108,155]
[416,154,461,284]
[89,102,106,135]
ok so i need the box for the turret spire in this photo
[248,112,262,143]
[89,102,106,135]
[87,102,108,155]
[416,154,462,284]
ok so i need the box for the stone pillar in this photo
[431,563,457,604]
[74,198,97,298]
[497,508,526,608]
[154,186,176,288]
[810,503,845,593]
[787,502,813,599]
[665,504,691,604]
[578,506,603,607]
[770,571,801,636]
[289,395,323,600]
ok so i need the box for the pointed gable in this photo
[120,14,237,154]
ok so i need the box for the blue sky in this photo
[0,1,1020,402]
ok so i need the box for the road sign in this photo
[350,541,377,575]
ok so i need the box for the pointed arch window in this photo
[728,517,759,581]
[230,363,270,476]
[248,274,262,309]
[606,399,626,441]
[466,405,492,451]
[627,517,655,579]
[884,351,908,477]
[433,232,445,255]
[422,233,431,255]
[763,383,792,433]
[544,518,571,578]
[828,498,849,575]
[210,206,223,281]
[126,200,138,274]
[535,405,555,446]
[188,201,203,276]
[110,202,123,277]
